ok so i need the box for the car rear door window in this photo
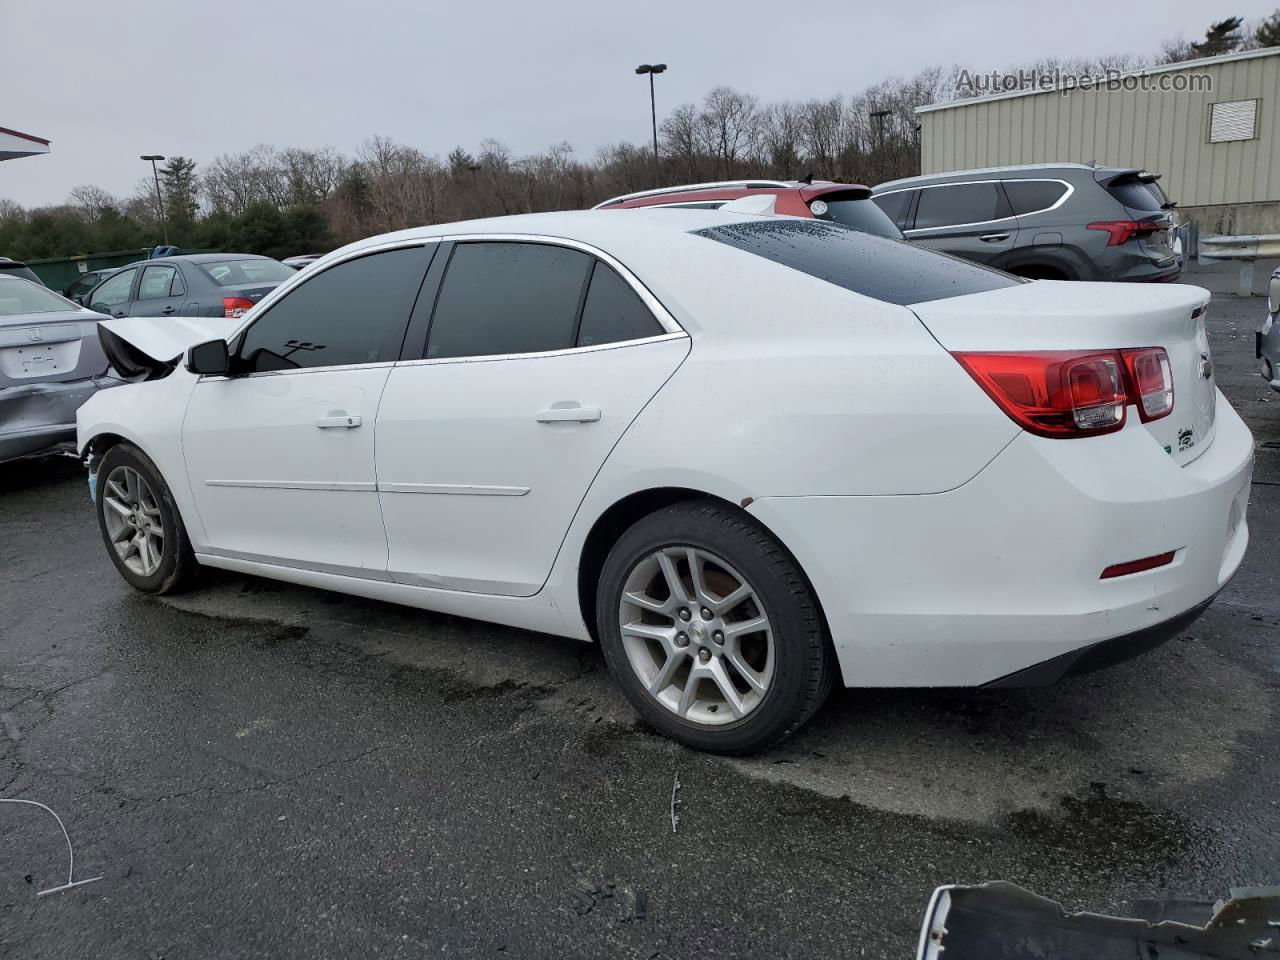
[137,265,178,300]
[1003,180,1069,216]
[426,242,591,359]
[237,246,428,372]
[576,262,663,347]
[913,182,1012,230]
[695,219,1021,305]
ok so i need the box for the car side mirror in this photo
[187,338,230,376]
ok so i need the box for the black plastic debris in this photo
[918,882,1280,959]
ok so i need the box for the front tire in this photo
[95,443,199,594]
[596,501,833,755]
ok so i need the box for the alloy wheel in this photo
[102,465,165,577]
[618,546,775,726]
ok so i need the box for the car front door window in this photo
[88,268,136,314]
[237,246,428,372]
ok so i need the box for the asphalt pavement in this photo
[2,294,1279,959]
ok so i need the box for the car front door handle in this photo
[316,414,362,429]
[536,406,601,423]
[979,233,1010,242]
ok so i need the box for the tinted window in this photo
[237,247,427,372]
[200,258,295,286]
[1106,176,1166,212]
[138,265,178,300]
[577,263,662,347]
[812,197,903,238]
[694,219,1021,305]
[871,191,912,227]
[913,182,1011,229]
[1003,180,1069,215]
[427,242,591,359]
[0,277,78,316]
[90,268,136,308]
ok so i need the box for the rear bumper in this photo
[982,595,1214,687]
[748,390,1253,687]
[0,376,117,462]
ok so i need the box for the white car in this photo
[77,208,1253,754]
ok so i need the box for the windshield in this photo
[0,276,79,316]
[694,218,1021,305]
[810,197,904,238]
[199,259,295,286]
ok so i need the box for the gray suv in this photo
[872,163,1180,282]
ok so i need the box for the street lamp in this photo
[140,154,168,245]
[635,63,667,185]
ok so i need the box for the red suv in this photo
[592,179,904,238]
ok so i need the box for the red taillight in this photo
[952,351,1127,437]
[223,297,255,319]
[1100,550,1176,579]
[953,347,1175,438]
[1122,347,1174,421]
[1086,220,1160,246]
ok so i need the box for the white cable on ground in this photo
[0,797,103,896]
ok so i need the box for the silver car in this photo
[1259,267,1280,393]
[0,275,115,462]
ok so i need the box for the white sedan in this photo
[77,207,1253,754]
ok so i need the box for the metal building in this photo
[917,48,1280,234]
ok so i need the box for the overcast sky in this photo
[3,0,1276,207]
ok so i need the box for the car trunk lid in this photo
[911,280,1216,465]
[0,309,110,388]
[1096,168,1180,263]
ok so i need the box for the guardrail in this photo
[1198,234,1280,297]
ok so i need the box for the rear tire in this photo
[95,443,199,594]
[596,500,833,755]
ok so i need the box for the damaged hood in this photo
[99,316,238,365]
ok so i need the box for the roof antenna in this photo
[800,171,814,185]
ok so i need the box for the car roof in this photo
[0,257,29,267]
[324,208,767,261]
[157,253,273,264]
[874,162,1098,192]
[595,180,871,208]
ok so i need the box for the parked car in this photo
[872,163,1181,282]
[594,179,904,238]
[0,275,114,462]
[77,209,1251,754]
[283,255,322,270]
[64,267,125,305]
[1257,266,1280,392]
[0,257,42,285]
[85,253,296,320]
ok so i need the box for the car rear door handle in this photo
[979,233,1010,242]
[536,406,601,423]
[316,414,362,429]
[161,305,176,315]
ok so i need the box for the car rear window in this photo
[693,219,1022,305]
[199,259,296,286]
[0,276,77,316]
[1105,176,1167,212]
[810,197,903,238]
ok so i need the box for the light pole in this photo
[635,63,667,185]
[140,154,168,245]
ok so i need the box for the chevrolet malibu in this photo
[76,207,1253,754]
